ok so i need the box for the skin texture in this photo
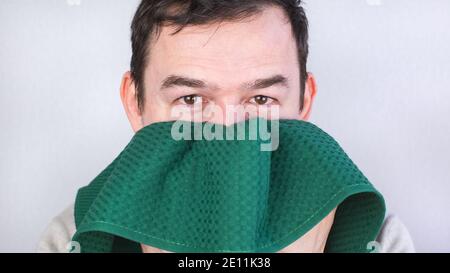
[120,6,337,253]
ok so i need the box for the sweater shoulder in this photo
[376,214,415,253]
[36,204,76,253]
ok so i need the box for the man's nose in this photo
[204,99,251,126]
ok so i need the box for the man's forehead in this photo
[148,6,297,67]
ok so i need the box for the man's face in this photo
[121,6,330,253]
[122,6,315,129]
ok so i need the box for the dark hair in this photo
[130,0,309,113]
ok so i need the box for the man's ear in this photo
[120,71,144,132]
[299,73,317,121]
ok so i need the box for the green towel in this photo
[72,118,385,253]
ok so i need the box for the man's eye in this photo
[177,95,203,105]
[249,95,276,105]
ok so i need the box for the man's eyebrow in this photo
[241,75,289,90]
[160,75,214,90]
[160,74,289,91]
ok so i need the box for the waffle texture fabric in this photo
[72,119,385,253]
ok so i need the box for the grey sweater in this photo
[36,204,415,253]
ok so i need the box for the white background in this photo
[1,0,449,252]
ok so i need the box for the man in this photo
[37,0,414,253]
